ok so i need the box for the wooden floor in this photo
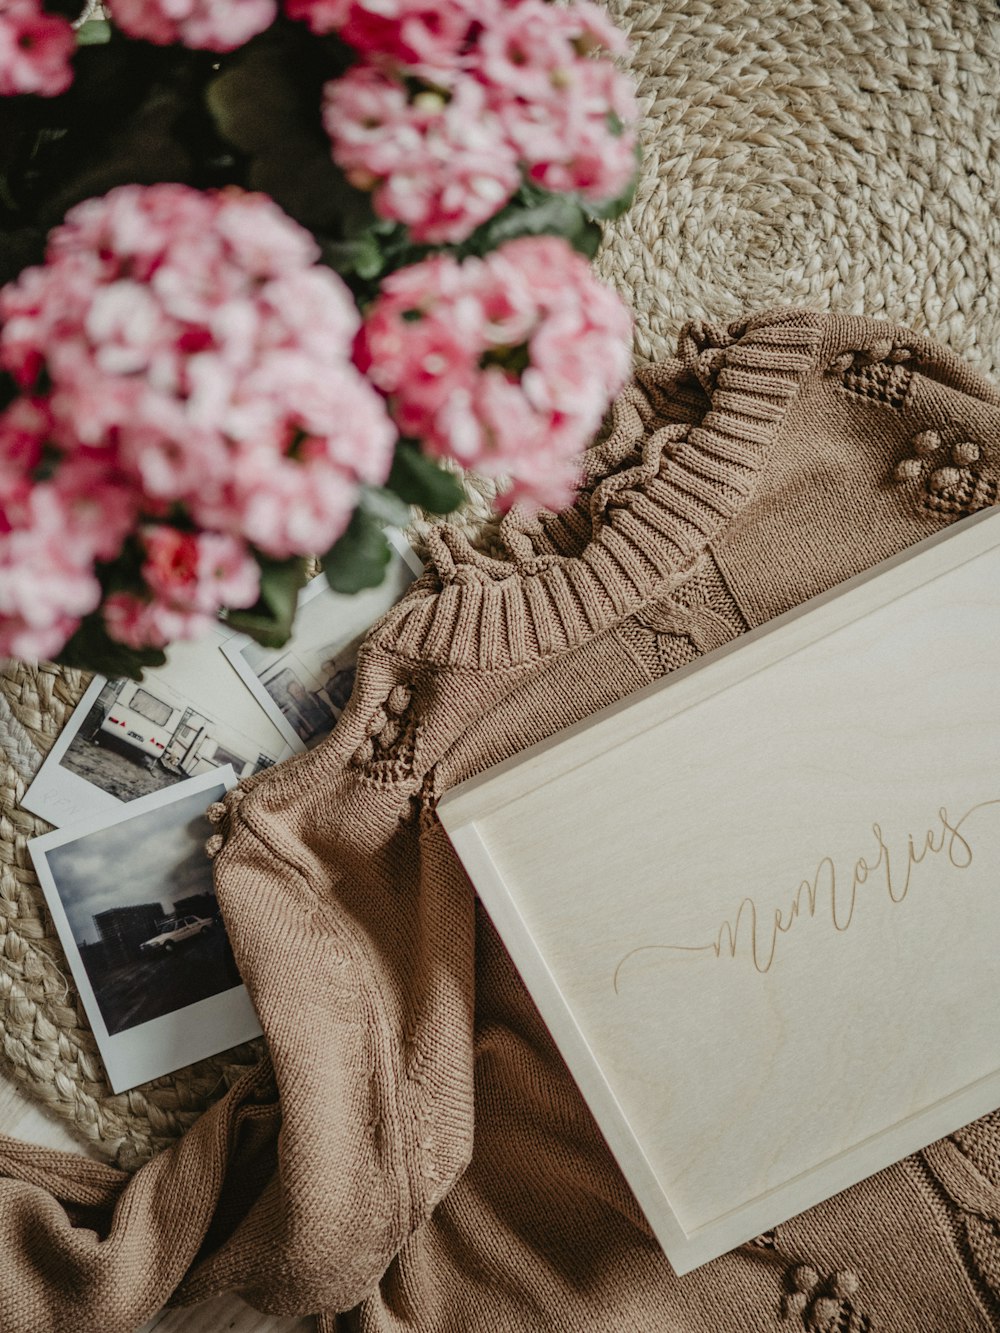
[0,1075,314,1333]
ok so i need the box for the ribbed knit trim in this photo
[372,310,824,670]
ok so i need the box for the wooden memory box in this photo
[437,507,1000,1275]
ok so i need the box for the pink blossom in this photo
[103,526,260,651]
[0,397,48,500]
[106,0,277,51]
[0,184,396,564]
[0,0,74,98]
[503,58,638,201]
[102,591,209,650]
[357,236,632,511]
[286,0,482,71]
[224,462,358,560]
[323,67,519,244]
[474,0,638,203]
[53,458,141,563]
[0,394,142,660]
[193,362,396,557]
[476,0,624,102]
[0,487,103,662]
[140,526,259,614]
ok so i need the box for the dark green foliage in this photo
[223,555,310,649]
[56,615,167,680]
[386,443,464,514]
[320,509,393,593]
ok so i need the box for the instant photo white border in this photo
[438,507,1000,1276]
[21,622,291,828]
[28,768,262,1094]
[222,528,424,754]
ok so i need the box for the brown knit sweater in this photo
[1,309,999,1333]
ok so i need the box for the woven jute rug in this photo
[2,0,999,1168]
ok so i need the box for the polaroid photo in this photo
[21,622,294,829]
[28,769,262,1094]
[223,529,423,754]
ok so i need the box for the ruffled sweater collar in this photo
[370,308,824,671]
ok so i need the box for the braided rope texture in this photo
[594,0,1000,378]
[1,0,999,1161]
[0,662,263,1168]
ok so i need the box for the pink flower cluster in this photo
[286,0,478,70]
[319,0,638,244]
[103,527,260,650]
[106,0,277,50]
[0,0,74,98]
[0,183,396,659]
[356,235,632,512]
[324,70,520,245]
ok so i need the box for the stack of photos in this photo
[24,532,422,1092]
[223,531,422,752]
[21,622,293,828]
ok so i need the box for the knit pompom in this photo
[929,466,962,492]
[809,1295,841,1326]
[911,429,941,457]
[828,1269,860,1298]
[952,440,980,465]
[787,1264,819,1293]
[780,1291,808,1319]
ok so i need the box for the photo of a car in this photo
[138,915,215,954]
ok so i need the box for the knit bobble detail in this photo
[206,802,227,825]
[829,1269,860,1298]
[378,719,401,749]
[205,833,225,860]
[810,1295,840,1327]
[953,440,980,465]
[352,738,375,766]
[894,458,922,482]
[387,685,411,715]
[780,1291,809,1319]
[911,429,941,457]
[366,709,388,738]
[863,339,894,363]
[929,466,962,492]
[788,1264,819,1293]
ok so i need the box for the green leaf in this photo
[386,443,464,515]
[55,616,167,681]
[260,555,309,619]
[221,609,292,651]
[205,46,301,155]
[472,191,585,254]
[322,230,384,281]
[570,216,604,260]
[358,484,413,528]
[224,555,308,649]
[75,19,112,46]
[320,510,393,594]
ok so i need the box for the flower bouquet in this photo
[0,0,639,678]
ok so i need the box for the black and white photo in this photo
[28,770,262,1093]
[21,623,292,828]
